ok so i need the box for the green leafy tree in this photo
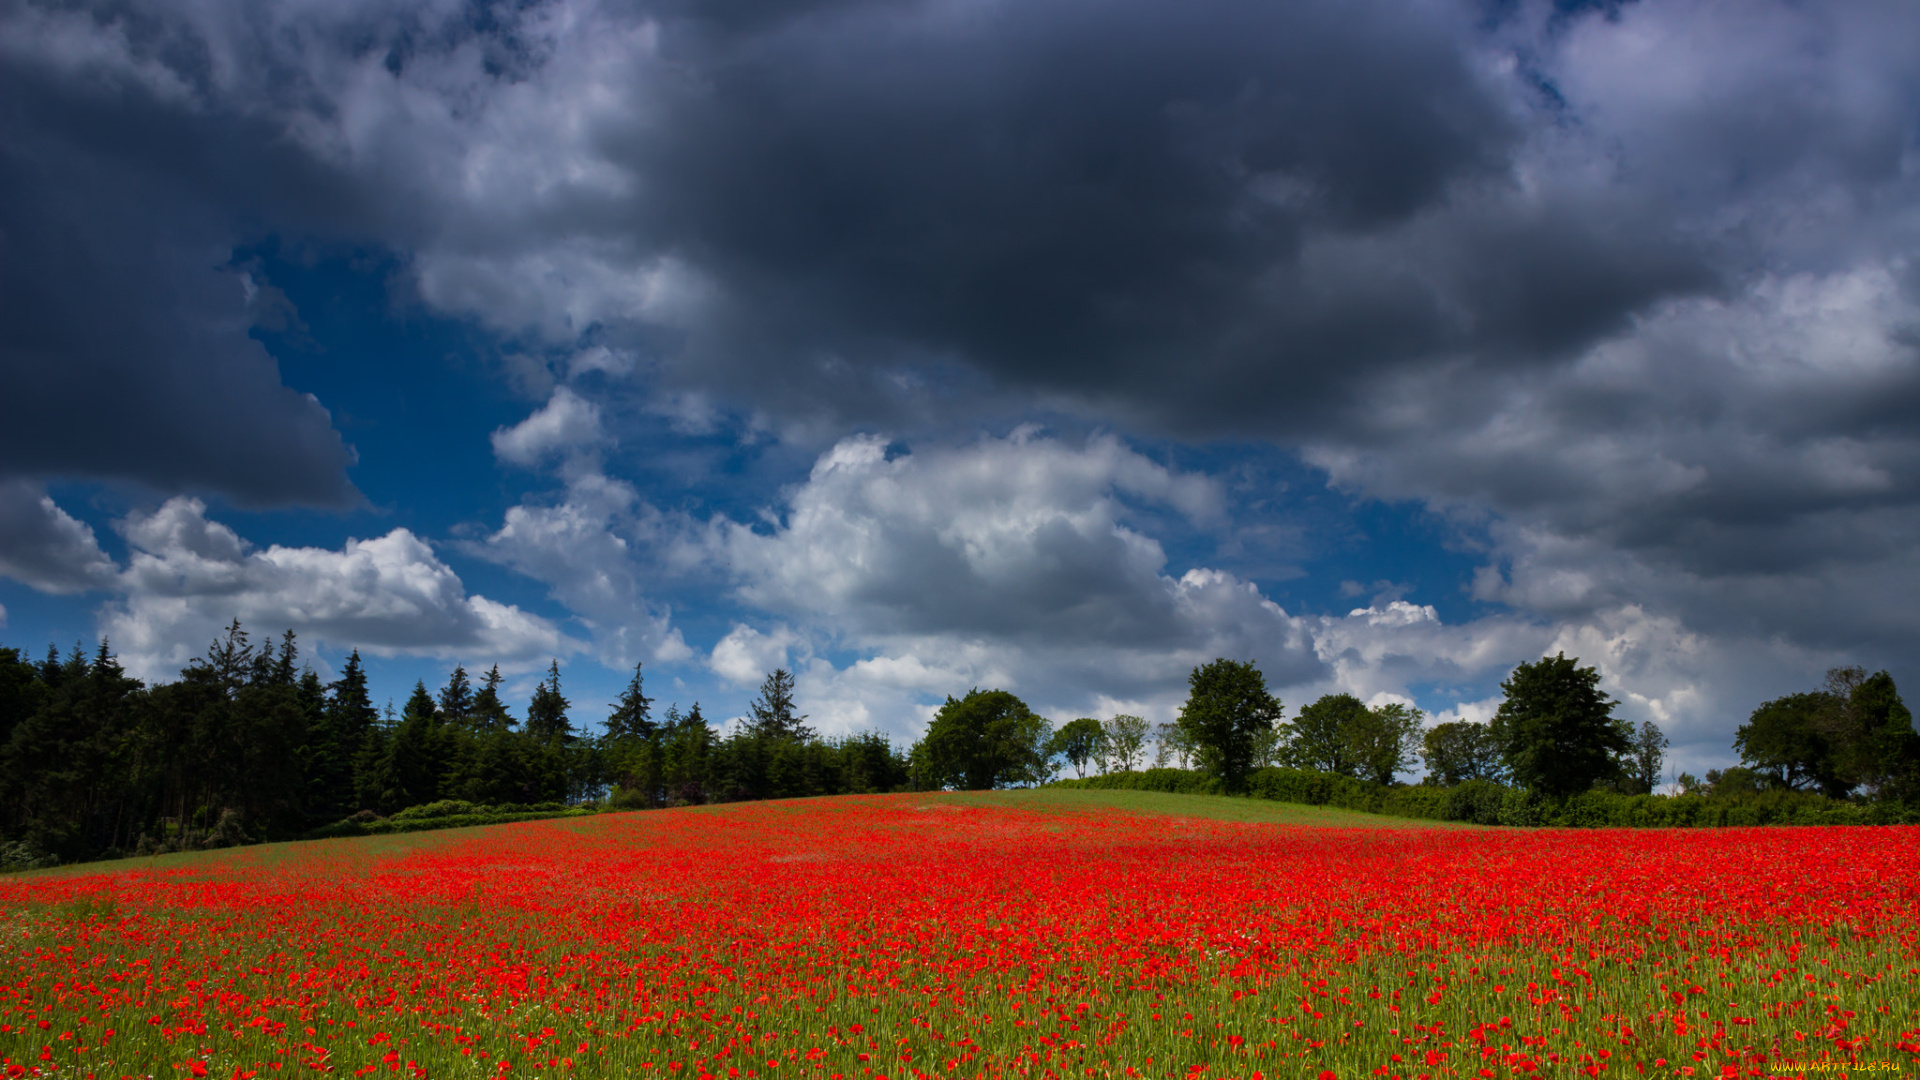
[1348,702,1424,785]
[1622,719,1669,796]
[1829,669,1918,801]
[913,689,1052,790]
[1102,714,1150,773]
[1176,659,1282,789]
[1048,717,1107,779]
[1420,721,1507,787]
[1736,691,1842,794]
[1489,652,1628,797]
[1152,721,1193,768]
[1288,694,1370,777]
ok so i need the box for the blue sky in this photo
[4,0,1919,779]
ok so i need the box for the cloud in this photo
[719,430,1230,644]
[7,0,1916,757]
[697,432,1320,735]
[0,6,362,506]
[101,497,576,681]
[469,470,691,668]
[492,387,608,467]
[0,481,120,594]
[708,623,798,685]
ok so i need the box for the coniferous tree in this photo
[321,651,380,817]
[438,665,473,728]
[206,620,252,694]
[746,669,812,742]
[373,682,444,812]
[606,662,654,740]
[272,630,300,687]
[469,665,513,733]
[526,661,571,743]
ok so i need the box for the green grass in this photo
[932,785,1487,827]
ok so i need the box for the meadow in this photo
[1,791,1916,1079]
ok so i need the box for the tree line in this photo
[1037,653,1920,810]
[0,622,912,867]
[6,624,1913,867]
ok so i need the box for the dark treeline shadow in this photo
[0,623,912,869]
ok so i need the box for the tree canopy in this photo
[914,689,1053,791]
[1176,659,1282,790]
[1489,652,1629,798]
[1047,718,1106,779]
[1419,721,1506,787]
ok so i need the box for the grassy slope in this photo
[933,786,1485,827]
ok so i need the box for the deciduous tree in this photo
[1102,714,1149,773]
[1176,659,1281,790]
[1048,717,1106,779]
[1420,721,1506,787]
[1489,652,1628,798]
[913,689,1052,790]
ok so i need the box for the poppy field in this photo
[2,792,1917,1079]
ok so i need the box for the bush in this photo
[1443,779,1508,825]
[1049,766,1915,829]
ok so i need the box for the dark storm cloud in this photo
[0,33,364,506]
[611,0,1718,431]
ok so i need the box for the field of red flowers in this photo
[1,793,1916,1079]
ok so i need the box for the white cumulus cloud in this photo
[101,497,577,682]
[491,386,607,467]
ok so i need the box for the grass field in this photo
[2,791,1916,1079]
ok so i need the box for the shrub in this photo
[1442,779,1508,825]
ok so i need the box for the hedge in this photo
[304,800,597,840]
[1048,768,1917,827]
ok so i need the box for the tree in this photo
[1620,719,1669,795]
[469,665,513,733]
[1734,670,1918,802]
[913,689,1052,790]
[1288,694,1370,777]
[1420,722,1506,787]
[1102,714,1150,773]
[606,663,654,741]
[437,665,472,727]
[1347,702,1424,786]
[1048,718,1107,779]
[1152,721,1193,769]
[1489,652,1628,797]
[1176,659,1281,789]
[745,668,812,742]
[320,650,379,816]
[526,660,571,743]
[1829,669,1918,801]
[1734,692,1836,792]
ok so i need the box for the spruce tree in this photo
[526,661,571,743]
[470,665,513,732]
[746,668,812,742]
[606,662,654,740]
[437,665,472,727]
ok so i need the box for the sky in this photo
[2,0,1918,781]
